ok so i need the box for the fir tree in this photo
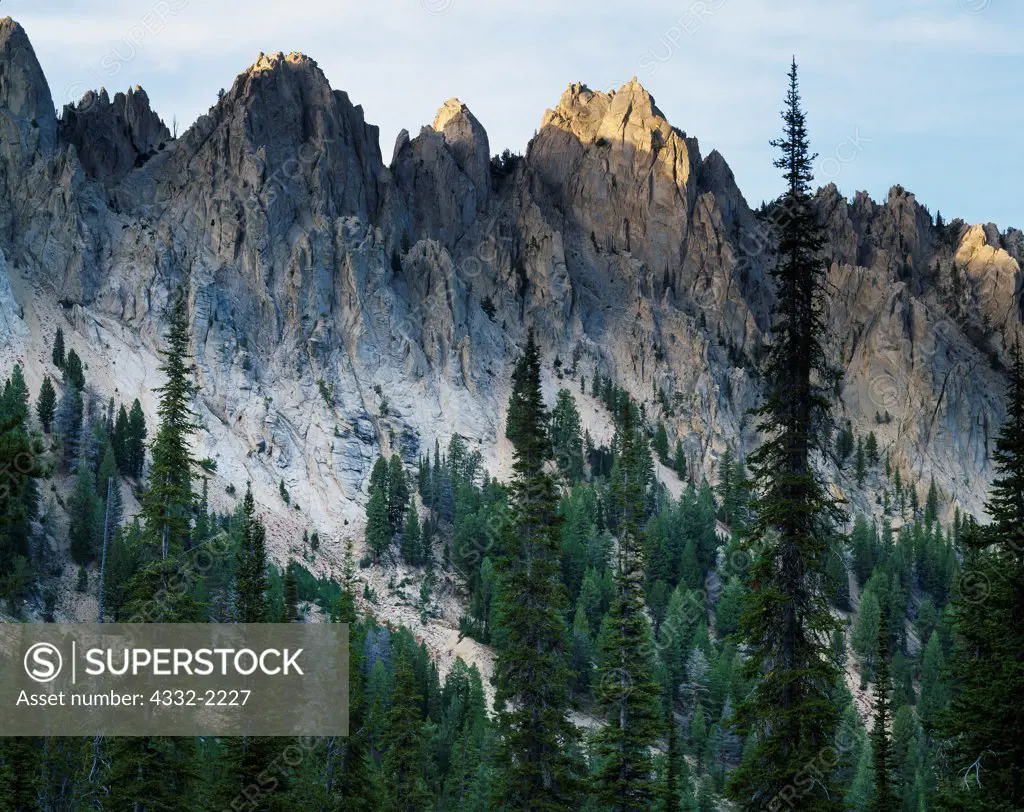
[727,60,843,810]
[855,436,867,487]
[365,485,391,563]
[593,402,663,810]
[674,439,688,480]
[865,431,879,467]
[383,649,432,810]
[63,348,85,391]
[653,421,670,465]
[870,610,898,812]
[937,343,1024,810]
[388,454,409,534]
[551,388,584,482]
[235,485,268,623]
[493,331,580,808]
[401,497,421,565]
[69,463,101,564]
[52,326,65,369]
[54,383,83,467]
[126,398,147,478]
[36,375,56,433]
[143,290,199,558]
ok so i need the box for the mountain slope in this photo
[0,14,1020,560]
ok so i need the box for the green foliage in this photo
[142,289,199,558]
[36,375,56,433]
[63,348,85,390]
[52,326,65,369]
[493,331,580,807]
[727,61,843,810]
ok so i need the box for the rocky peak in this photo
[0,17,56,160]
[431,98,490,204]
[59,85,171,183]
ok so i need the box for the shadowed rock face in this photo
[59,86,170,183]
[0,16,1020,528]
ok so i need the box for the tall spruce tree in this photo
[36,375,56,433]
[936,343,1024,810]
[493,331,580,808]
[142,289,198,558]
[383,649,432,810]
[593,401,663,809]
[126,398,147,478]
[52,325,65,369]
[870,610,898,812]
[235,485,268,623]
[727,60,843,810]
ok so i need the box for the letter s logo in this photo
[24,643,63,683]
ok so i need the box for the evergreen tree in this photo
[112,403,130,472]
[493,331,579,808]
[551,388,584,482]
[937,344,1024,810]
[284,562,299,621]
[388,454,409,534]
[727,61,843,810]
[54,383,83,467]
[235,485,268,623]
[674,439,687,480]
[69,463,101,564]
[366,485,391,563]
[383,649,432,810]
[593,403,663,809]
[0,737,42,811]
[925,477,940,526]
[142,290,199,558]
[870,610,898,812]
[653,421,670,465]
[865,431,879,467]
[401,497,421,565]
[52,325,65,369]
[126,398,147,478]
[855,436,867,487]
[63,348,85,391]
[36,375,56,433]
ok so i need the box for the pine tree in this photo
[870,610,898,812]
[551,388,584,481]
[925,476,940,526]
[112,403,129,472]
[653,421,670,465]
[69,463,101,564]
[366,485,391,563]
[727,61,843,810]
[401,497,421,565]
[63,348,85,391]
[866,431,879,467]
[593,402,663,809]
[143,290,198,558]
[126,398,147,478]
[383,649,432,810]
[0,736,44,810]
[855,436,867,487]
[36,375,56,433]
[674,439,687,480]
[493,331,579,808]
[235,485,268,623]
[937,343,1024,810]
[388,454,409,534]
[54,382,83,467]
[52,326,65,369]
[284,562,299,621]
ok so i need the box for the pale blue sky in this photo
[8,0,1022,230]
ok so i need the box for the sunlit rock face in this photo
[0,15,1020,535]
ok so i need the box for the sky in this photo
[6,0,1022,230]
